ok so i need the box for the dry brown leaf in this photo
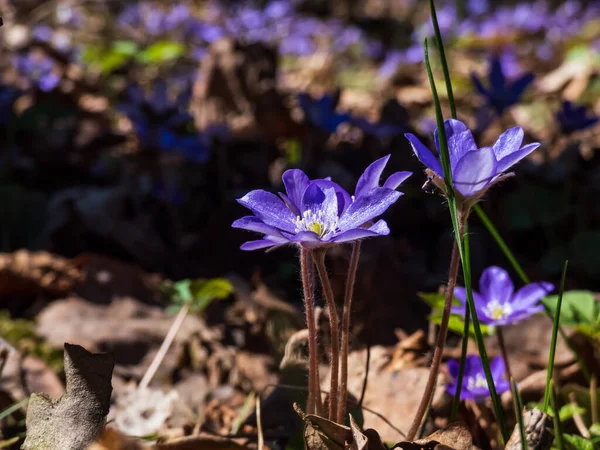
[394,423,472,450]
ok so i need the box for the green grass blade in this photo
[429,0,456,119]
[511,377,527,450]
[543,261,568,413]
[550,380,564,450]
[424,38,508,442]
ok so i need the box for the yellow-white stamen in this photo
[467,373,488,391]
[294,209,338,238]
[482,299,513,321]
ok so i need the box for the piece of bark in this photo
[505,409,553,450]
[23,343,114,450]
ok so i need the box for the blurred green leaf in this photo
[163,278,233,314]
[419,292,494,337]
[137,41,185,64]
[543,291,599,338]
[82,40,139,74]
[590,424,600,437]
[563,434,594,450]
[558,403,586,422]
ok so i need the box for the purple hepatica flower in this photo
[232,155,411,250]
[405,119,540,200]
[556,101,599,135]
[446,355,510,401]
[14,53,61,92]
[351,117,405,139]
[471,55,534,116]
[298,93,351,134]
[451,266,554,326]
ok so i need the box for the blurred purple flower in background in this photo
[0,83,22,125]
[232,156,410,250]
[556,101,599,134]
[298,93,351,134]
[446,355,510,401]
[452,266,554,326]
[471,54,534,116]
[14,53,61,91]
[405,119,540,198]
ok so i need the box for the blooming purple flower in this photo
[405,119,540,198]
[232,155,411,250]
[451,266,554,326]
[471,54,534,116]
[351,117,405,139]
[556,101,598,135]
[298,93,351,134]
[446,355,510,401]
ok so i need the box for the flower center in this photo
[467,373,488,391]
[294,209,338,238]
[482,299,513,321]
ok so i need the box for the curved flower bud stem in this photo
[312,248,340,422]
[300,248,321,415]
[407,223,463,440]
[337,241,361,423]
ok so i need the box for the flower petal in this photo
[490,355,506,381]
[240,238,280,251]
[496,142,540,174]
[383,171,412,190]
[405,133,443,176]
[313,179,352,214]
[434,119,477,168]
[492,127,524,161]
[511,282,554,310]
[282,169,310,212]
[471,73,489,96]
[337,188,401,231]
[446,359,460,379]
[453,147,497,197]
[232,216,286,239]
[331,219,390,243]
[237,190,297,233]
[355,155,391,197]
[479,266,514,305]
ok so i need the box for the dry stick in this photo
[313,248,340,422]
[406,238,461,440]
[300,248,320,415]
[337,241,361,423]
[569,392,591,438]
[139,303,190,390]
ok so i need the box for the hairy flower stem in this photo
[300,248,321,415]
[497,327,513,385]
[337,241,361,423]
[407,236,462,440]
[313,248,340,422]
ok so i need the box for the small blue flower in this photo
[405,119,540,199]
[556,101,599,134]
[451,266,554,326]
[351,117,405,139]
[446,355,510,401]
[298,93,351,134]
[14,53,61,92]
[471,54,534,116]
[232,155,411,250]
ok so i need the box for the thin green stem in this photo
[425,39,508,442]
[313,248,340,422]
[550,380,564,450]
[407,238,461,440]
[429,0,456,119]
[338,241,361,423]
[451,224,471,420]
[510,377,527,450]
[300,248,320,415]
[544,261,568,413]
